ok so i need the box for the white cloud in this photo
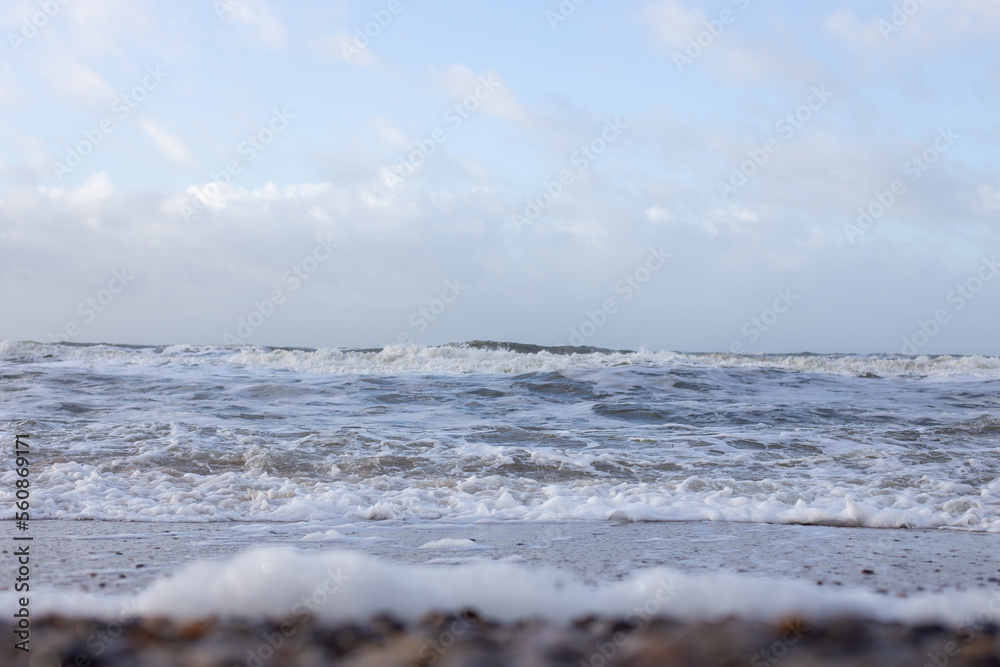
[41,171,114,208]
[701,205,759,238]
[824,2,1000,52]
[137,118,198,170]
[823,11,884,49]
[458,157,491,181]
[1,169,998,353]
[643,0,822,86]
[443,65,528,124]
[310,30,382,68]
[371,116,410,148]
[645,205,673,224]
[223,0,287,48]
[308,206,332,223]
[643,0,706,51]
[63,0,154,57]
[39,56,114,104]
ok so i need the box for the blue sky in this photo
[1,0,998,354]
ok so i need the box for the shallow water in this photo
[2,341,999,530]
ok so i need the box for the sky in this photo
[1,0,998,354]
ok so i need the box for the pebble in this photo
[2,613,997,666]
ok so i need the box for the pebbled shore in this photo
[4,613,999,667]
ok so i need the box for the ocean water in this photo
[3,340,999,531]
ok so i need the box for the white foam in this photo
[5,459,998,530]
[3,340,998,532]
[4,340,1000,377]
[213,346,1000,378]
[419,538,482,550]
[8,548,1000,627]
[301,529,345,542]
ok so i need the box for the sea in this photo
[2,340,999,625]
